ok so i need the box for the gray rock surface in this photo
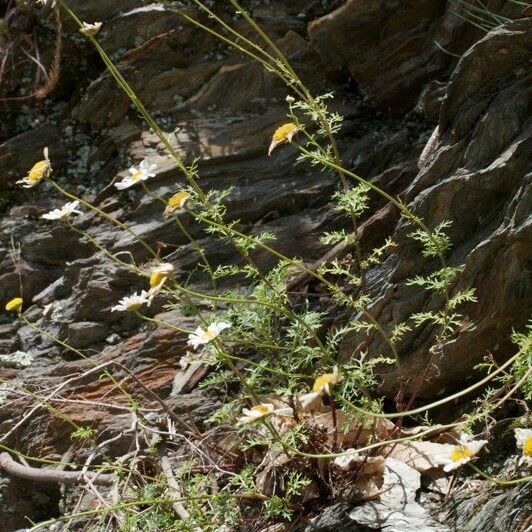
[339,19,532,399]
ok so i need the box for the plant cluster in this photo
[0,1,530,530]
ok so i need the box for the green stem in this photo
[278,367,531,460]
[63,2,330,363]
[192,211,397,364]
[65,220,143,274]
[468,463,532,486]
[49,179,159,260]
[337,347,525,419]
[140,182,217,290]
[133,310,190,335]
[164,0,307,101]
[133,311,307,379]
[295,144,448,272]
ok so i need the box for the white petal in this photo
[114,180,131,190]
[515,428,532,447]
[467,440,488,455]
[298,391,321,410]
[274,407,294,417]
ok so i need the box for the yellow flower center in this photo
[126,302,142,311]
[450,445,473,462]
[150,271,166,288]
[272,122,298,142]
[28,160,50,182]
[130,169,143,182]
[523,436,532,457]
[313,373,337,393]
[253,405,271,415]
[5,297,23,312]
[204,329,217,340]
[167,191,190,209]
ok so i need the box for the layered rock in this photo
[308,0,525,113]
[340,19,532,398]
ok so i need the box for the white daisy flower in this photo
[41,200,82,220]
[435,434,488,472]
[514,428,532,461]
[237,403,293,425]
[187,321,231,349]
[79,21,102,36]
[111,291,150,312]
[17,147,51,188]
[237,403,275,425]
[114,159,157,190]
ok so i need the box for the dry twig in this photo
[0,452,115,485]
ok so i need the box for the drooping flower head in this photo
[164,191,190,217]
[5,297,23,312]
[17,147,51,188]
[114,159,157,190]
[149,262,175,289]
[79,21,102,37]
[237,403,275,425]
[41,200,82,221]
[312,366,343,395]
[111,291,150,312]
[187,321,231,349]
[146,263,175,304]
[435,434,488,472]
[268,122,298,156]
[514,428,532,459]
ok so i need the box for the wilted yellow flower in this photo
[268,122,298,156]
[312,366,342,395]
[164,191,190,217]
[145,263,175,306]
[149,263,175,288]
[5,297,23,312]
[17,148,51,188]
[79,21,102,36]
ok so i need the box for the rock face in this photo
[339,18,532,399]
[308,0,525,113]
[0,0,530,530]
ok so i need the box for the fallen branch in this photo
[158,443,191,520]
[0,452,115,485]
